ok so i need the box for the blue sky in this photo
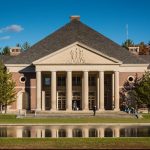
[0,0,150,49]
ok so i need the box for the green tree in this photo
[122,39,134,49]
[135,71,150,112]
[2,46,10,55]
[0,61,16,113]
[21,42,30,51]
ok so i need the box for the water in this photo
[0,125,150,138]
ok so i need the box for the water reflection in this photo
[0,125,150,138]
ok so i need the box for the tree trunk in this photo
[4,104,7,114]
[0,104,2,113]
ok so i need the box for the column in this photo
[36,71,41,110]
[97,76,99,109]
[51,71,56,111]
[99,127,104,138]
[67,127,72,138]
[83,71,89,111]
[113,127,120,138]
[16,127,23,138]
[51,128,57,138]
[99,71,104,111]
[42,91,45,111]
[66,71,72,111]
[114,71,120,111]
[112,73,115,110]
[84,128,89,138]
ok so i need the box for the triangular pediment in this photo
[33,42,122,65]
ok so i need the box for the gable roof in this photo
[138,55,150,69]
[5,19,147,64]
[0,55,14,63]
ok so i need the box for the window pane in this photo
[45,78,50,85]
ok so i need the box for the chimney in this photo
[10,47,21,56]
[70,15,80,21]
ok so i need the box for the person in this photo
[93,105,96,116]
[73,101,77,110]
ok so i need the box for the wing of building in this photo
[1,16,149,112]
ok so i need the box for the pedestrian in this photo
[93,105,96,116]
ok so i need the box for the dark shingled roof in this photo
[0,55,15,63]
[5,20,147,64]
[138,55,150,69]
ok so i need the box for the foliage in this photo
[122,39,134,49]
[135,72,150,109]
[0,61,16,113]
[1,46,10,55]
[120,72,150,111]
[138,42,149,55]
[21,42,30,51]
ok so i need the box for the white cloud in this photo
[0,25,24,33]
[0,36,11,41]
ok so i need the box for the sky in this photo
[0,0,150,49]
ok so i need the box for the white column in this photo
[83,71,89,111]
[84,128,89,138]
[66,71,72,111]
[99,127,104,138]
[51,71,57,111]
[113,127,120,138]
[97,76,99,109]
[51,128,57,138]
[114,71,120,111]
[36,71,41,110]
[112,73,115,110]
[42,91,45,111]
[67,127,72,138]
[42,129,45,138]
[16,127,23,138]
[99,71,104,111]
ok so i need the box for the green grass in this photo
[0,138,150,149]
[0,114,150,124]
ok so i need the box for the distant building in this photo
[0,16,149,113]
[9,47,21,56]
[128,47,139,55]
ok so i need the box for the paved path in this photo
[20,111,136,118]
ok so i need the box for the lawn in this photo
[0,114,150,124]
[0,138,150,149]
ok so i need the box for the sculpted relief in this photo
[68,47,85,64]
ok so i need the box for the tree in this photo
[138,42,149,55]
[0,61,16,113]
[135,72,150,112]
[21,42,30,51]
[120,74,141,110]
[2,46,10,55]
[122,39,134,49]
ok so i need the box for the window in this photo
[19,76,26,83]
[57,76,66,86]
[44,78,51,86]
[127,76,135,83]
[89,76,96,86]
[72,76,81,86]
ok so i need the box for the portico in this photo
[34,42,121,112]
[36,70,120,112]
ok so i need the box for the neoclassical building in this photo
[1,16,150,113]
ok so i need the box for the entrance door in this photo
[72,91,81,110]
[89,92,96,110]
[57,91,66,110]
[104,74,112,110]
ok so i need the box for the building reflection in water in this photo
[0,125,150,138]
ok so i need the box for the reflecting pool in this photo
[0,125,150,138]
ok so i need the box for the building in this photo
[0,16,150,113]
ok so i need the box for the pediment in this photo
[33,42,122,65]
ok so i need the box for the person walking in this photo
[93,105,96,116]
